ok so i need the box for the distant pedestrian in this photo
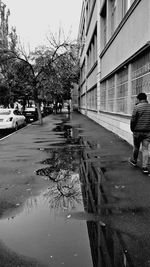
[59,103,62,113]
[53,103,57,114]
[67,104,70,114]
[129,92,150,174]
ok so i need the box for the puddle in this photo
[0,122,94,266]
[0,188,93,267]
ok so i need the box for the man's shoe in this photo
[128,158,137,167]
[142,167,149,174]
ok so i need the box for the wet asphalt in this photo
[0,111,150,266]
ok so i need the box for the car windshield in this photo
[25,107,35,110]
[0,110,11,115]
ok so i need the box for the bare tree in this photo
[0,28,79,124]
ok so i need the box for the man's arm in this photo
[130,106,138,132]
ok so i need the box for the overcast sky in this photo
[3,0,82,50]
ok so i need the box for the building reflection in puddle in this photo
[79,138,150,267]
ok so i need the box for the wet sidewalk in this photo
[0,111,150,267]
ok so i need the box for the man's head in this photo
[137,92,147,101]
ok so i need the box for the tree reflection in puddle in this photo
[44,173,82,210]
[36,146,83,210]
[0,143,93,267]
[52,122,82,145]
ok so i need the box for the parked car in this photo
[23,107,38,122]
[43,106,53,116]
[62,103,70,113]
[0,108,26,131]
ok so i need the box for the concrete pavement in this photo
[0,111,150,266]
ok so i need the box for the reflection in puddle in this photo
[79,139,150,267]
[0,128,93,267]
[46,176,82,209]
[0,188,93,267]
[36,146,81,181]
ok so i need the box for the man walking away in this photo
[129,92,150,174]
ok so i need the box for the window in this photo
[0,110,11,115]
[86,0,94,26]
[122,0,135,17]
[111,0,117,35]
[87,87,97,110]
[86,3,89,25]
[81,61,86,83]
[116,68,128,113]
[100,2,107,48]
[87,30,97,72]
[131,51,150,110]
[108,76,115,112]
[81,93,86,109]
[100,81,107,111]
[127,0,135,9]
[94,35,97,62]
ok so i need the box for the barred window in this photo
[111,0,117,35]
[81,61,86,84]
[100,2,107,49]
[81,94,86,108]
[87,87,97,110]
[87,30,97,73]
[100,81,106,111]
[131,51,150,110]
[116,68,128,113]
[108,76,115,112]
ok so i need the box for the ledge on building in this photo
[87,108,97,113]
[100,41,150,82]
[99,110,131,119]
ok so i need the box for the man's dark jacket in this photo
[130,100,150,132]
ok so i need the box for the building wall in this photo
[87,109,133,144]
[87,65,97,90]
[79,0,98,116]
[86,1,97,47]
[101,0,150,79]
[78,0,150,145]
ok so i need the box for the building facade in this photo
[78,0,150,145]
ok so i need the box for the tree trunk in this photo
[36,101,43,125]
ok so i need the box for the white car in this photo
[0,108,26,131]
